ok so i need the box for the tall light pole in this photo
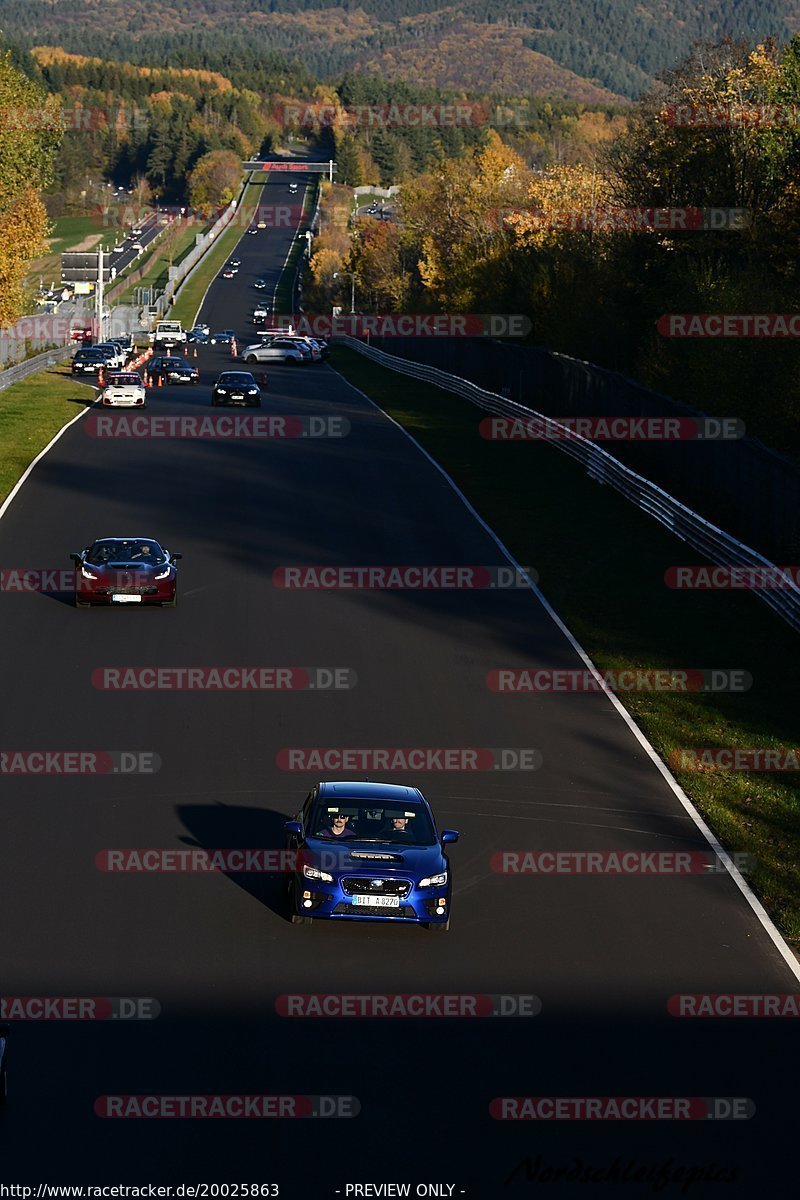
[96,246,105,342]
[333,271,356,313]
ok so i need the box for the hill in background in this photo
[0,0,796,101]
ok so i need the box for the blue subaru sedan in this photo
[284,781,459,932]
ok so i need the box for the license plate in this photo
[351,894,399,908]
[111,594,142,603]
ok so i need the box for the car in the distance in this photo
[212,370,262,407]
[241,339,305,365]
[256,219,267,229]
[228,258,241,269]
[252,304,270,322]
[70,538,182,608]
[93,342,126,369]
[290,337,321,362]
[148,356,199,384]
[209,330,237,346]
[289,182,298,193]
[186,328,209,344]
[220,269,235,279]
[150,320,186,351]
[101,372,146,407]
[71,348,107,376]
[247,225,259,235]
[284,781,459,930]
[253,278,268,289]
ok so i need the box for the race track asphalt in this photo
[0,168,797,1197]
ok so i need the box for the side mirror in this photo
[285,820,302,837]
[69,553,82,564]
[441,830,460,845]
[171,553,183,561]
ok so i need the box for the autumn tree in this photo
[400,132,531,309]
[187,149,242,215]
[347,220,406,309]
[0,51,63,326]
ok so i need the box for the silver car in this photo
[241,339,306,365]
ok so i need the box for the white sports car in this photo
[101,372,146,407]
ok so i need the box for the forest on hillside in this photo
[0,0,794,99]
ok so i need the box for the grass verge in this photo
[115,221,205,305]
[170,181,262,328]
[0,365,95,503]
[329,343,800,946]
[274,179,319,317]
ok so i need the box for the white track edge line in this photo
[331,365,800,984]
[0,391,97,523]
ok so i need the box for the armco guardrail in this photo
[0,345,72,394]
[292,181,322,313]
[337,336,800,633]
[149,171,258,323]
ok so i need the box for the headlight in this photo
[216,388,227,394]
[418,871,448,888]
[154,567,171,580]
[81,566,98,580]
[303,865,333,883]
[248,388,259,395]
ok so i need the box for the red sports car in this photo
[70,538,182,608]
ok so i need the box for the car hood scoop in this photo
[347,851,405,863]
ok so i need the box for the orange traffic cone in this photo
[230,338,237,358]
[98,367,105,386]
[157,374,163,387]
[193,345,198,358]
[143,371,151,388]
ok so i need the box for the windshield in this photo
[108,375,141,385]
[308,801,436,846]
[86,539,167,566]
[219,374,255,385]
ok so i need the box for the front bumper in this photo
[76,579,176,605]
[213,392,260,406]
[291,874,450,924]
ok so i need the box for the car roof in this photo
[92,536,163,544]
[316,781,425,803]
